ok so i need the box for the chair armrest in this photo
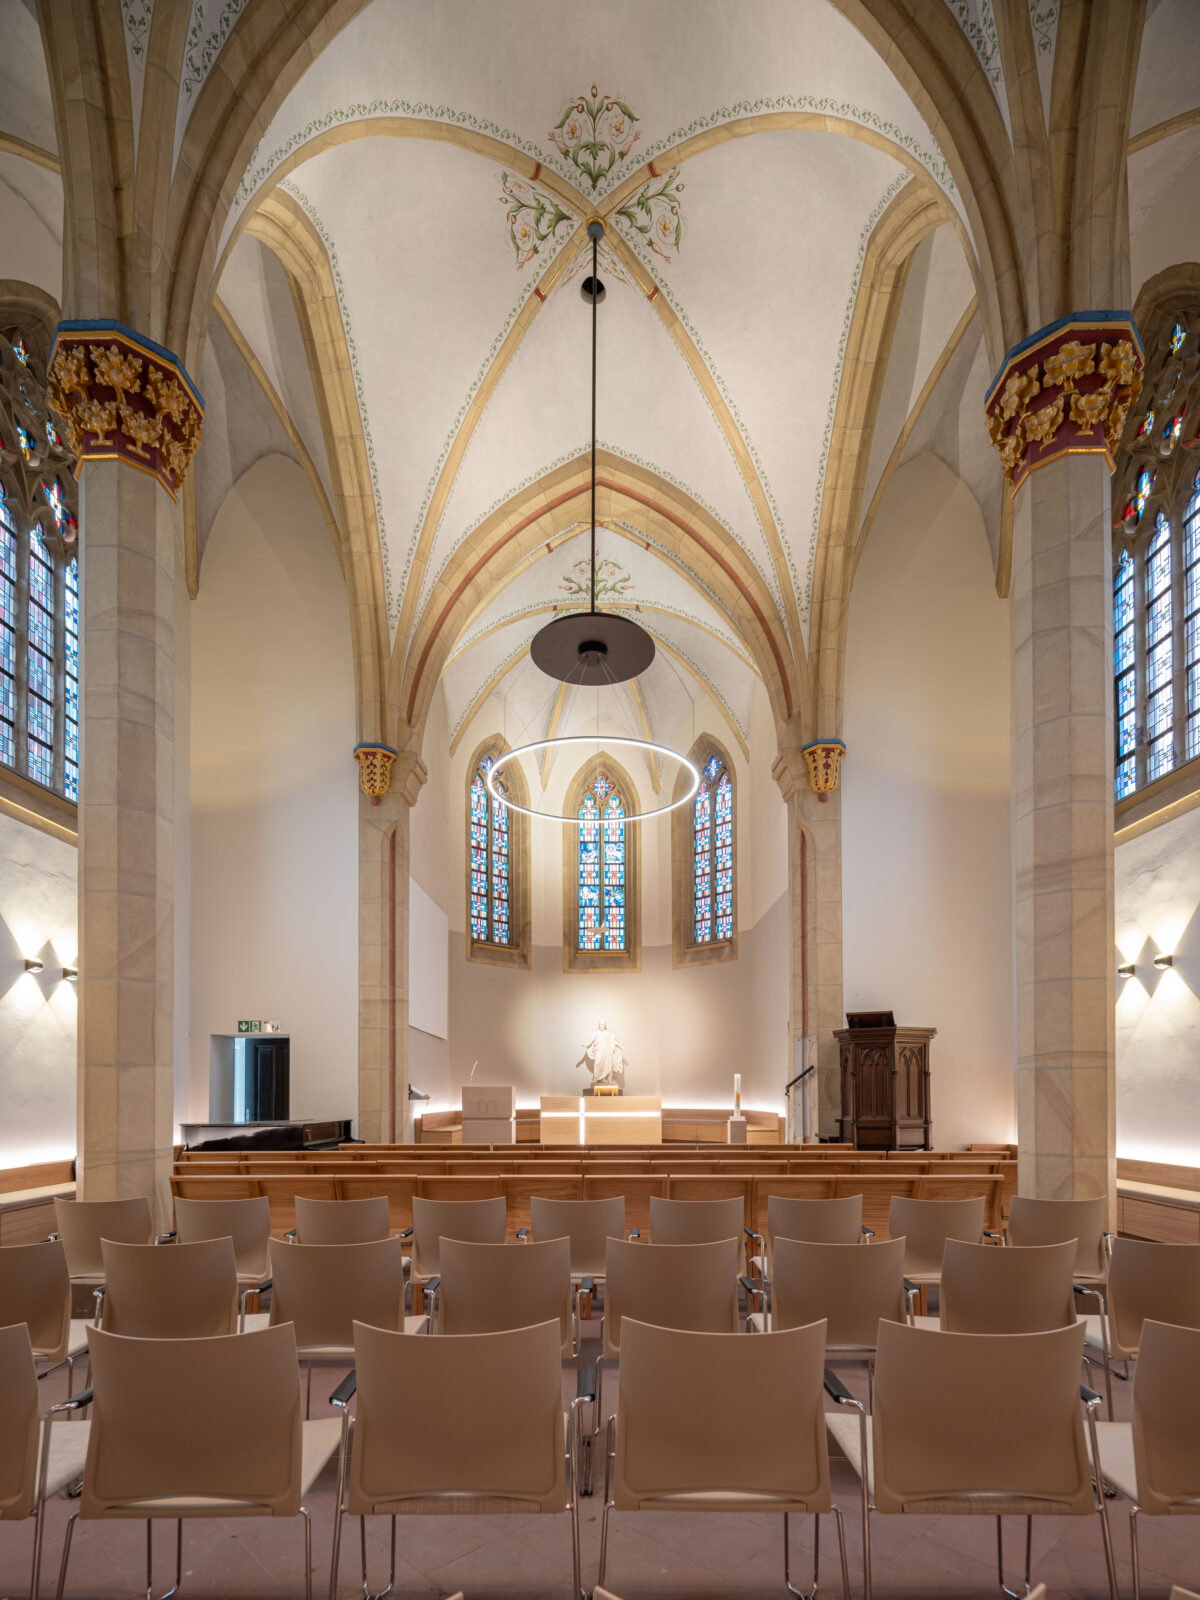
[284,1229,298,1242]
[860,1226,875,1240]
[628,1228,640,1240]
[91,1286,105,1327]
[739,1274,766,1306]
[45,1232,59,1242]
[253,1277,272,1294]
[743,1226,761,1241]
[516,1227,529,1240]
[576,1363,597,1404]
[1080,1384,1103,1408]
[423,1275,440,1299]
[48,1387,93,1416]
[580,1275,595,1295]
[329,1370,357,1408]
[398,1227,413,1240]
[903,1277,920,1295]
[154,1230,177,1244]
[982,1230,1003,1243]
[824,1369,860,1407]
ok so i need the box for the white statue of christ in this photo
[577,1020,626,1091]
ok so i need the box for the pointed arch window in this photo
[673,739,737,966]
[564,757,641,972]
[466,741,530,969]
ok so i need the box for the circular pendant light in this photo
[486,736,700,821]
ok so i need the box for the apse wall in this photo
[0,812,76,1168]
[1115,809,1200,1164]
[186,456,358,1128]
[409,677,789,1117]
[841,453,1015,1148]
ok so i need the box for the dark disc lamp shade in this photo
[530,611,655,686]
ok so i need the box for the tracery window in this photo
[466,738,530,970]
[578,770,627,952]
[1112,309,1200,802]
[0,326,80,803]
[469,754,511,946]
[673,737,738,966]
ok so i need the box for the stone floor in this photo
[4,1310,1198,1600]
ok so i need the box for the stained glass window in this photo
[691,752,734,945]
[578,771,626,952]
[469,755,511,946]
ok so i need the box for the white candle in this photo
[734,1074,741,1109]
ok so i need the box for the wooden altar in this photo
[834,1012,936,1150]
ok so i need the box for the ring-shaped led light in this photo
[485,737,701,823]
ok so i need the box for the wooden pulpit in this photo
[834,1011,936,1151]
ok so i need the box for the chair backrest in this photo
[1131,1320,1200,1515]
[1106,1239,1200,1360]
[81,1324,303,1518]
[771,1236,906,1346]
[939,1238,1078,1334]
[0,1239,71,1360]
[871,1321,1093,1515]
[766,1193,863,1259]
[99,1237,239,1338]
[410,1195,507,1279]
[347,1318,566,1515]
[888,1195,985,1276]
[1007,1195,1108,1279]
[612,1318,831,1512]
[603,1237,739,1360]
[648,1195,745,1267]
[173,1195,271,1279]
[293,1193,390,1245]
[439,1237,574,1355]
[0,1323,38,1521]
[268,1236,405,1349]
[528,1195,624,1276]
[54,1196,152,1279]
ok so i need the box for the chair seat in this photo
[626,1488,830,1513]
[40,1420,92,1500]
[1091,1421,1136,1503]
[826,1413,874,1497]
[35,1320,92,1365]
[912,1314,939,1332]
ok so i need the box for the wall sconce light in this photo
[61,967,77,982]
[1153,953,1174,969]
[1117,962,1135,977]
[23,958,43,974]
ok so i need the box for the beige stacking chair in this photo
[526,1194,625,1314]
[0,1321,92,1600]
[888,1195,990,1295]
[95,1237,239,1338]
[597,1317,849,1599]
[914,1238,1078,1333]
[53,1323,340,1600]
[826,1320,1119,1600]
[266,1236,426,1415]
[437,1236,576,1354]
[751,1193,870,1281]
[52,1196,152,1288]
[403,1194,506,1305]
[1008,1195,1112,1289]
[1081,1239,1200,1409]
[287,1194,390,1245]
[648,1194,756,1273]
[750,1237,911,1374]
[0,1239,90,1389]
[169,1195,272,1291]
[1090,1320,1200,1600]
[590,1237,739,1494]
[329,1319,583,1600]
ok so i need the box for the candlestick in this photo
[733,1073,741,1113]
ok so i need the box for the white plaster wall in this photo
[423,675,789,1116]
[842,453,1015,1147]
[188,455,358,1126]
[0,811,77,1169]
[1115,806,1200,1164]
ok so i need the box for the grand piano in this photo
[179,1119,353,1153]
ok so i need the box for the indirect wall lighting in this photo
[1117,962,1136,977]
[61,967,77,982]
[1153,953,1174,969]
[23,958,43,974]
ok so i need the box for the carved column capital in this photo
[773,739,846,803]
[984,312,1143,495]
[354,743,428,807]
[47,321,204,501]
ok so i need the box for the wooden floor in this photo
[10,1309,1197,1600]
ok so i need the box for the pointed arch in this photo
[672,734,738,969]
[562,751,642,973]
[466,734,530,970]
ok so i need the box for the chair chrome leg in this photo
[146,1517,153,1600]
[1096,1499,1120,1600]
[360,1516,368,1600]
[300,1505,313,1600]
[996,1515,1032,1600]
[833,1505,850,1600]
[598,1501,613,1590]
[783,1510,820,1600]
[156,1520,183,1600]
[306,1363,313,1420]
[1130,1505,1141,1600]
[54,1512,77,1600]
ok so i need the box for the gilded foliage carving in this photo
[0,330,79,559]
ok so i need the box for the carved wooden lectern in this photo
[833,1011,937,1151]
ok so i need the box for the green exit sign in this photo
[237,1020,263,1034]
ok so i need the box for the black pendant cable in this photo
[530,217,655,686]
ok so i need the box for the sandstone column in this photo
[987,318,1144,1213]
[356,745,426,1142]
[49,325,204,1229]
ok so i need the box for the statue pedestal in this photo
[726,1116,748,1144]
